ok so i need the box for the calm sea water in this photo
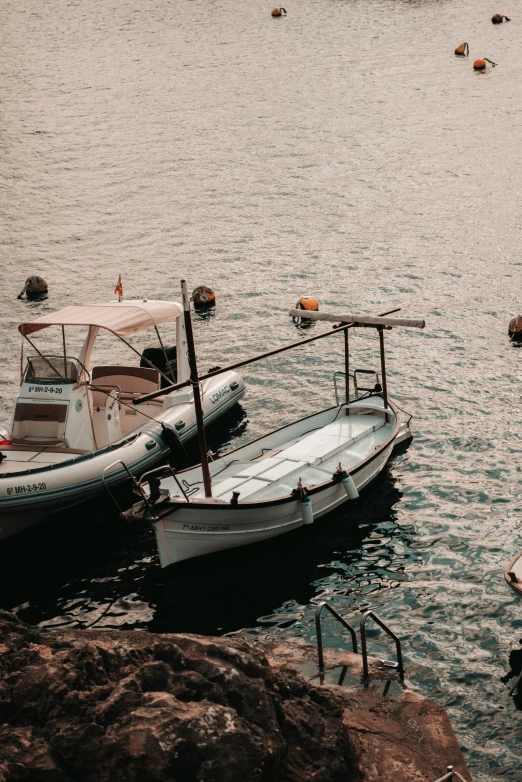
[2,0,522,778]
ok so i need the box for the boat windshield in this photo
[23,356,79,385]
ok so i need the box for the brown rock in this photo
[264,640,472,782]
[341,688,471,782]
[0,611,472,782]
[0,611,348,781]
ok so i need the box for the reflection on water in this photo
[5,463,408,633]
[501,640,522,709]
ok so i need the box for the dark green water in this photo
[2,0,522,778]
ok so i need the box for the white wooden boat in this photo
[123,307,425,567]
[0,291,245,539]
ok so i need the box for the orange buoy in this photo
[473,57,497,70]
[191,285,216,308]
[491,13,510,23]
[455,42,469,56]
[271,7,287,16]
[296,296,319,312]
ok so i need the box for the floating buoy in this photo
[473,57,497,70]
[191,285,216,309]
[301,493,313,524]
[292,296,319,324]
[454,42,469,56]
[295,296,319,312]
[491,13,510,23]
[17,275,48,300]
[271,7,287,16]
[508,315,522,342]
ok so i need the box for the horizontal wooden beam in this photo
[133,306,401,404]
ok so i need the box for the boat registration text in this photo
[182,523,230,532]
[27,386,63,394]
[6,483,47,496]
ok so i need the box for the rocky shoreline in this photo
[0,610,471,781]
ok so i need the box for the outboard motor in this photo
[141,345,177,388]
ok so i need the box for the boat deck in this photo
[0,445,87,473]
[183,413,390,503]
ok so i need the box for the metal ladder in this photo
[433,767,468,782]
[314,601,404,681]
[314,606,470,782]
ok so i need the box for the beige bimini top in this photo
[19,300,182,339]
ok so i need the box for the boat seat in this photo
[91,366,160,408]
[277,415,384,464]
[11,402,68,446]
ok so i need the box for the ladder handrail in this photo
[315,602,358,673]
[432,766,468,782]
[360,610,404,680]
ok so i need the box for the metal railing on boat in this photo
[102,461,190,518]
[333,369,382,405]
[333,371,349,405]
[101,460,160,519]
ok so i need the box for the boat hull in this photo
[0,373,245,540]
[155,440,394,566]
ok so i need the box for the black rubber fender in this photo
[160,424,187,462]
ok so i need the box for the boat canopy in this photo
[18,301,182,339]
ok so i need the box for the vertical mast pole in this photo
[181,279,212,498]
[344,328,349,403]
[378,327,388,417]
[62,326,67,378]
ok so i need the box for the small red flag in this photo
[114,275,123,298]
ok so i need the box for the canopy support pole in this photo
[378,327,389,420]
[344,329,349,403]
[62,326,67,378]
[154,326,175,381]
[116,336,174,386]
[181,279,212,499]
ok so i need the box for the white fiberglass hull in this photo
[147,397,406,567]
[155,441,394,566]
[0,372,244,540]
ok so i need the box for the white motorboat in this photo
[122,307,425,567]
[0,289,245,539]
